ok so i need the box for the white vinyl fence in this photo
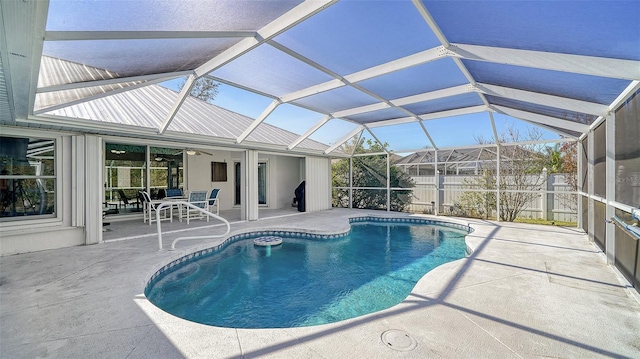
[407,173,577,222]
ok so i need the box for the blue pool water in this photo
[145,220,469,328]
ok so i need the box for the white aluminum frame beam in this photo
[475,83,609,117]
[159,0,337,135]
[288,115,331,150]
[419,105,487,121]
[1,0,49,121]
[391,84,471,107]
[236,99,281,144]
[363,126,391,155]
[45,31,256,41]
[158,73,196,134]
[33,75,178,115]
[449,43,640,81]
[519,119,581,139]
[333,102,390,118]
[36,71,191,93]
[366,116,418,128]
[493,105,590,133]
[277,46,444,103]
[344,47,445,83]
[324,125,364,154]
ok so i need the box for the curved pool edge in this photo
[143,213,475,306]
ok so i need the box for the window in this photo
[105,143,146,214]
[211,161,228,182]
[0,136,56,220]
[151,146,183,198]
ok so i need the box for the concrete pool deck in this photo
[1,208,639,358]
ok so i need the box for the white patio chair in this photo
[181,190,208,224]
[140,190,172,225]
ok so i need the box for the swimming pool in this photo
[145,217,471,328]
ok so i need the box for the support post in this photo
[434,149,439,215]
[541,168,548,220]
[386,153,390,212]
[496,145,501,222]
[605,114,616,264]
[246,150,259,221]
[588,130,595,242]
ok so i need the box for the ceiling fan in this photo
[171,148,213,156]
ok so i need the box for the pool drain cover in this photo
[381,329,417,351]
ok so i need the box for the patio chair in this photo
[140,190,172,225]
[181,190,208,224]
[117,189,140,211]
[207,188,220,216]
[165,188,183,198]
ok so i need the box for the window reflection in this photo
[0,136,56,219]
[150,147,183,199]
[104,144,184,215]
[104,143,146,215]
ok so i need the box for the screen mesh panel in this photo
[43,38,238,80]
[426,0,640,60]
[263,104,324,136]
[423,113,493,148]
[47,0,302,31]
[614,208,640,291]
[465,60,631,105]
[593,200,606,251]
[347,108,408,124]
[486,96,597,125]
[370,122,431,152]
[593,122,606,197]
[274,1,440,75]
[356,59,468,100]
[212,44,334,97]
[404,93,483,116]
[614,90,640,207]
[292,86,378,113]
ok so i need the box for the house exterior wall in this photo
[185,150,235,211]
[305,156,331,212]
[267,154,302,209]
[0,127,85,256]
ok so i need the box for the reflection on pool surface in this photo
[145,219,469,328]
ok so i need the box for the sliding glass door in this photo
[234,161,267,206]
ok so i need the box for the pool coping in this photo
[143,214,475,296]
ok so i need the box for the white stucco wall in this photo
[185,150,235,211]
[269,155,303,209]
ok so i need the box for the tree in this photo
[548,141,578,214]
[332,138,414,212]
[178,77,220,102]
[458,126,550,221]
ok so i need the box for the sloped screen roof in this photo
[13,0,640,155]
